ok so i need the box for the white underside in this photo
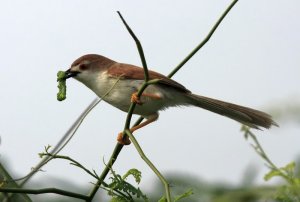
[75,71,190,117]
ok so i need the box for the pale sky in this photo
[0,0,299,198]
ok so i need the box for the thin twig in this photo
[242,126,294,183]
[125,129,171,201]
[117,11,149,81]
[88,145,123,201]
[0,188,89,200]
[246,130,279,170]
[168,0,238,78]
[40,152,99,179]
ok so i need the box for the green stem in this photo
[247,131,279,170]
[245,128,294,183]
[117,11,149,81]
[123,79,159,130]
[88,144,123,200]
[125,129,171,201]
[41,153,99,179]
[124,82,149,130]
[168,0,239,78]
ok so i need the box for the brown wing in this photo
[107,63,190,93]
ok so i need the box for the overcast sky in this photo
[1,0,299,196]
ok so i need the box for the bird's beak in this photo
[64,68,79,79]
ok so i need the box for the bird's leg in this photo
[131,92,162,105]
[117,114,159,145]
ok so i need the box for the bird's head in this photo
[64,54,116,85]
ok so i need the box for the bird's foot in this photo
[131,92,162,104]
[131,92,143,105]
[117,132,131,145]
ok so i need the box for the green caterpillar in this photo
[57,71,67,101]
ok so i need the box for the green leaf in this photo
[107,168,148,201]
[122,168,142,184]
[282,161,296,175]
[174,189,193,202]
[264,169,282,181]
[265,162,297,181]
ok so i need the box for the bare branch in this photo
[0,188,89,200]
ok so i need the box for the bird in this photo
[64,54,278,145]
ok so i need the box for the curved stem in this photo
[125,129,171,201]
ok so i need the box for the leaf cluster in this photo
[108,169,148,202]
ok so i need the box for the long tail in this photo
[186,94,278,129]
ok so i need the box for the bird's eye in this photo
[79,64,88,71]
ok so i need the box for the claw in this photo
[117,133,131,145]
[131,92,143,105]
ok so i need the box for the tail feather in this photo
[187,94,278,129]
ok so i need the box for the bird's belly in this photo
[93,78,164,116]
[90,74,186,117]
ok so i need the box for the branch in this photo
[117,11,149,81]
[39,148,99,180]
[88,144,123,200]
[125,129,171,201]
[168,0,239,77]
[0,188,89,200]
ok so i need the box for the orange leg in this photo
[131,92,162,105]
[117,114,159,145]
